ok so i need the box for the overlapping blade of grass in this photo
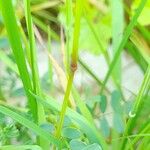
[30,92,108,149]
[126,118,150,148]
[130,30,150,64]
[24,0,49,149]
[126,41,148,72]
[120,64,150,149]
[34,10,58,24]
[138,24,150,42]
[31,1,60,12]
[100,0,148,93]
[0,0,37,119]
[0,105,60,147]
[111,0,124,84]
[33,16,59,40]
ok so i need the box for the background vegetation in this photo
[0,0,150,149]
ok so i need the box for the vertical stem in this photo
[65,0,72,73]
[55,0,83,138]
[24,0,49,149]
[55,75,74,138]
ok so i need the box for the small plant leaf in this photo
[70,139,87,150]
[111,90,122,113]
[100,117,110,138]
[99,95,107,113]
[62,127,82,139]
[113,113,124,133]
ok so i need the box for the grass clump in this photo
[0,0,149,149]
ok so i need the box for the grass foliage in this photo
[0,0,150,149]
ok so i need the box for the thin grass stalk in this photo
[24,0,49,149]
[100,0,148,93]
[0,0,37,120]
[55,0,83,138]
[65,0,72,73]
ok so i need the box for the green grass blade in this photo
[120,64,150,149]
[130,30,150,64]
[100,0,148,93]
[127,118,150,148]
[24,0,49,149]
[0,0,37,119]
[65,0,72,73]
[126,41,148,72]
[32,16,59,41]
[0,105,60,147]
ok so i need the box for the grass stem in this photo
[55,0,83,138]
